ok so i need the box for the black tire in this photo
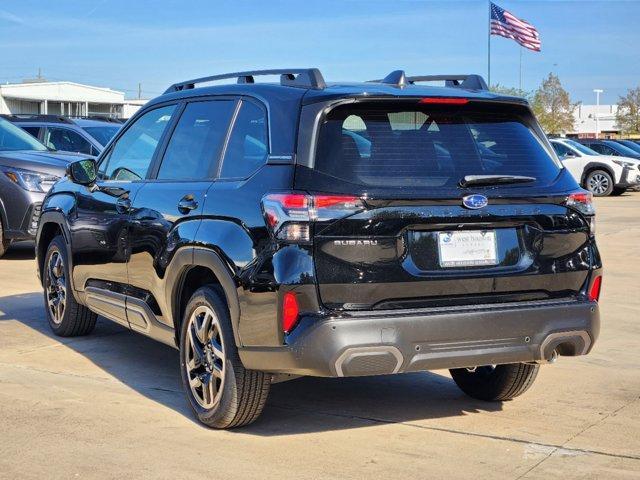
[611,187,627,196]
[585,169,614,196]
[43,235,97,336]
[449,363,539,401]
[179,286,270,429]
[0,220,10,258]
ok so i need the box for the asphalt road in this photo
[1,195,639,479]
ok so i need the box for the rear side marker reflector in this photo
[282,292,299,333]
[419,97,469,105]
[589,276,602,302]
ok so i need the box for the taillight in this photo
[565,191,596,233]
[589,275,602,302]
[565,191,595,216]
[282,291,299,333]
[262,193,364,243]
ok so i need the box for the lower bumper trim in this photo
[239,299,600,377]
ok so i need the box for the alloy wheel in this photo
[46,251,66,325]
[588,173,610,195]
[185,305,225,409]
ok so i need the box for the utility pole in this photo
[138,83,142,99]
[593,89,603,139]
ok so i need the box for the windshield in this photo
[565,139,599,156]
[314,102,561,190]
[0,118,48,152]
[82,126,121,146]
[604,140,640,157]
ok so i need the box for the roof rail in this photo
[164,68,326,94]
[0,114,74,124]
[406,74,489,91]
[69,116,125,124]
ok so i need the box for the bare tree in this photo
[615,87,640,135]
[531,73,578,135]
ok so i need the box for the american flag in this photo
[490,2,541,52]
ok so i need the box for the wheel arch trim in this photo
[168,246,242,348]
[581,162,617,186]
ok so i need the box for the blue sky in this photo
[0,0,638,103]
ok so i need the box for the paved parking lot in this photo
[0,195,639,480]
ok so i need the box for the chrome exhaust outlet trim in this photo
[538,330,591,363]
[334,346,403,377]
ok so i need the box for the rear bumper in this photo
[239,299,600,377]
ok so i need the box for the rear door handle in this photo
[177,195,198,214]
[116,196,131,213]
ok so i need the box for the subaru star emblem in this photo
[462,194,488,209]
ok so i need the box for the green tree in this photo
[615,87,640,134]
[490,84,532,101]
[530,73,578,135]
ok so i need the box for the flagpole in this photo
[519,46,523,91]
[487,1,491,86]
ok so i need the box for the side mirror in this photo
[67,159,97,186]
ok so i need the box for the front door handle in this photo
[116,196,131,213]
[177,195,198,214]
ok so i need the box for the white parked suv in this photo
[550,138,640,196]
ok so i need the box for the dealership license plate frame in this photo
[437,230,498,268]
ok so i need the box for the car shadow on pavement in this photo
[0,291,503,435]
[2,242,36,261]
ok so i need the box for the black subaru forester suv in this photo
[36,69,602,428]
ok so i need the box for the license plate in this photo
[437,230,498,268]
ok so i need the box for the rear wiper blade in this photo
[459,175,536,187]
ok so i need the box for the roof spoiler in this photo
[370,71,489,91]
[164,68,326,94]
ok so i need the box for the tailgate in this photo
[313,201,593,310]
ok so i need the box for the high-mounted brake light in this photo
[282,291,299,333]
[262,193,365,243]
[419,97,469,105]
[589,275,602,302]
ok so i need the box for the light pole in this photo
[593,89,603,139]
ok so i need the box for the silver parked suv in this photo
[0,117,89,257]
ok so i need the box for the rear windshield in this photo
[313,102,560,190]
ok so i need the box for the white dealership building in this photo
[570,104,621,138]
[0,81,147,119]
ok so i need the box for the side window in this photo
[589,143,608,155]
[101,105,176,181]
[219,101,268,179]
[552,142,570,158]
[157,100,236,180]
[44,127,93,154]
[21,126,41,138]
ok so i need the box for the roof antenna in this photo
[381,70,407,88]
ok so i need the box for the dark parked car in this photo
[2,114,122,156]
[0,117,90,257]
[36,69,602,428]
[578,139,640,159]
[614,139,640,155]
